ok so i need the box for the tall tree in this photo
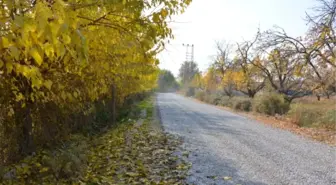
[157,70,179,92]
[234,32,265,98]
[0,0,191,156]
[253,48,309,102]
[212,41,235,97]
[178,61,199,86]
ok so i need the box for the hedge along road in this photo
[156,93,336,185]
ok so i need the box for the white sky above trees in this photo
[158,0,317,77]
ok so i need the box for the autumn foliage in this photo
[0,0,191,164]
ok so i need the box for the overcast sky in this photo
[157,0,318,77]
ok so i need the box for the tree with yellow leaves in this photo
[202,67,218,93]
[0,0,191,158]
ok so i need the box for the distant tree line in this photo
[157,70,180,92]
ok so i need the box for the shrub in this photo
[204,93,222,105]
[0,134,88,182]
[288,105,336,130]
[185,87,195,97]
[320,110,336,130]
[253,93,290,116]
[232,97,252,112]
[218,96,232,107]
[288,105,321,127]
[195,90,206,101]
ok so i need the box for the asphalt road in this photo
[156,93,336,185]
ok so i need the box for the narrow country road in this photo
[156,93,336,185]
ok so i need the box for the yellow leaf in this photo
[73,91,78,98]
[44,43,54,58]
[15,93,24,102]
[6,62,13,73]
[223,176,232,181]
[153,13,160,23]
[161,9,168,18]
[30,48,43,66]
[39,167,49,173]
[8,108,14,117]
[44,80,53,90]
[61,91,66,100]
[9,46,20,60]
[63,35,71,44]
[31,77,42,88]
[1,37,10,48]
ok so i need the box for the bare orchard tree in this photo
[212,41,236,97]
[213,41,233,74]
[235,31,265,98]
[253,45,310,103]
[259,26,334,93]
[305,66,336,100]
[307,0,335,64]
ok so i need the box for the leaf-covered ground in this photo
[1,98,191,184]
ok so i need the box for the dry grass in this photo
[292,96,336,109]
[289,96,336,130]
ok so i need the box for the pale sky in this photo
[158,0,318,77]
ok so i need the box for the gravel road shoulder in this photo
[157,93,336,185]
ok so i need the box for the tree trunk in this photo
[111,84,117,125]
[316,95,321,101]
[326,93,330,99]
[17,101,35,156]
[248,92,255,98]
[284,96,293,104]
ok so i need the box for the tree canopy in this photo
[178,61,199,86]
[157,69,179,92]
[0,0,192,162]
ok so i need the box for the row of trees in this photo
[182,0,335,103]
[0,0,191,163]
[157,70,180,92]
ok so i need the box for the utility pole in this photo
[182,43,194,84]
[182,43,194,62]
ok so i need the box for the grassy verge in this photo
[0,96,190,184]
[288,99,336,130]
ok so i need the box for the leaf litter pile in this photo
[1,121,191,184]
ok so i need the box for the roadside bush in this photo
[0,134,89,183]
[288,106,321,127]
[195,90,206,101]
[253,93,290,116]
[204,93,222,105]
[288,105,336,130]
[185,87,195,97]
[218,96,232,107]
[320,110,336,130]
[231,97,252,112]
